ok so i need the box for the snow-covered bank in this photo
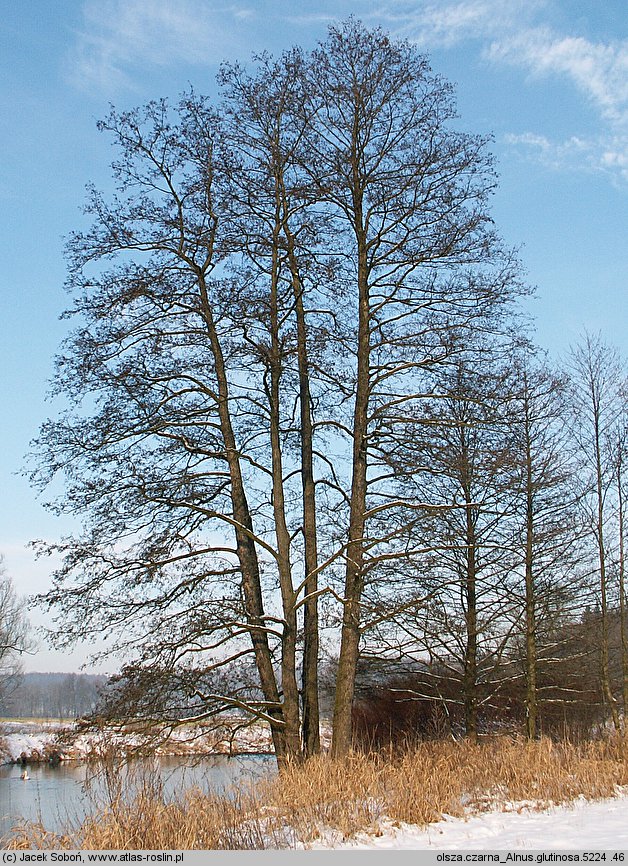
[310,794,628,850]
[0,721,62,763]
[0,717,280,764]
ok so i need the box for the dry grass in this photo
[6,735,628,850]
[79,790,278,850]
[255,735,628,840]
[6,778,289,851]
[384,736,628,823]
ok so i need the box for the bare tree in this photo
[390,359,520,739]
[30,20,526,762]
[567,333,627,731]
[615,430,628,719]
[31,97,308,762]
[218,51,325,756]
[507,355,586,738]
[606,390,628,721]
[0,558,32,701]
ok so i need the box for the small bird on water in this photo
[20,770,29,780]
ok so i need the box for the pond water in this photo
[0,754,276,839]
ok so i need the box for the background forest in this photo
[0,673,107,721]
[13,19,627,763]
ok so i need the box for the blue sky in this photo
[1,0,626,672]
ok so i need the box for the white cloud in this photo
[487,25,628,183]
[378,0,544,48]
[383,1,628,124]
[67,0,628,182]
[379,0,628,182]
[67,0,255,93]
[504,132,590,167]
[486,27,628,125]
[601,148,628,173]
[505,131,628,183]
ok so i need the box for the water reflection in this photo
[0,754,275,838]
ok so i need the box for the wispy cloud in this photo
[378,0,544,48]
[486,27,628,125]
[68,0,628,181]
[490,27,628,182]
[504,132,628,183]
[66,0,255,93]
[380,0,628,182]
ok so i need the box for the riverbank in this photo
[0,717,283,764]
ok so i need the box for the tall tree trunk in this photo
[197,271,290,760]
[267,232,303,759]
[524,449,538,739]
[594,415,620,731]
[463,491,479,742]
[331,186,370,758]
[287,251,321,757]
[523,378,538,739]
[278,154,321,755]
[617,450,627,725]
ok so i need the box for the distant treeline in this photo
[0,672,109,720]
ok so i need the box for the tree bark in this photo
[463,482,479,742]
[267,228,303,759]
[287,252,321,757]
[331,178,370,758]
[618,450,628,725]
[197,270,292,760]
[524,416,538,739]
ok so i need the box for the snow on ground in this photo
[0,722,62,762]
[0,717,287,764]
[1,717,334,764]
[311,794,628,850]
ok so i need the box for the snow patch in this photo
[308,793,628,849]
